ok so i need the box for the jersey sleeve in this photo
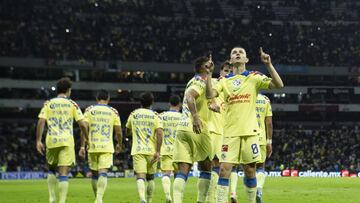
[189,80,205,96]
[83,108,90,123]
[38,101,48,119]
[72,101,84,121]
[113,112,121,127]
[154,113,163,129]
[255,73,272,90]
[126,114,132,129]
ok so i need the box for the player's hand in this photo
[260,47,271,65]
[151,152,160,164]
[36,141,45,155]
[209,102,220,113]
[115,143,121,154]
[192,114,203,134]
[205,53,214,75]
[266,144,272,158]
[78,147,86,160]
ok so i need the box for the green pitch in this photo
[0,177,359,202]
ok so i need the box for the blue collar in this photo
[225,70,249,78]
[168,109,178,112]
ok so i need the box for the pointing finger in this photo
[259,47,263,54]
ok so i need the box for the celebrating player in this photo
[159,95,182,203]
[206,61,231,203]
[173,55,214,203]
[82,90,122,203]
[205,47,283,203]
[126,92,163,203]
[36,77,88,203]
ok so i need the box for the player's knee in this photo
[146,174,155,181]
[219,163,232,178]
[48,166,57,175]
[243,163,256,178]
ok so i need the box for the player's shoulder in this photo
[85,105,95,112]
[249,70,265,76]
[108,106,119,116]
[258,94,271,103]
[67,99,81,109]
[42,100,50,107]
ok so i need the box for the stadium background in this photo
[0,0,360,202]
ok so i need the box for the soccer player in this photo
[83,90,122,203]
[173,55,214,203]
[159,95,182,203]
[254,93,273,203]
[36,77,88,203]
[229,94,273,203]
[126,92,163,203]
[205,47,283,203]
[206,61,231,203]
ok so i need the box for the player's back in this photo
[208,78,226,135]
[84,104,120,153]
[178,75,209,133]
[160,110,182,155]
[126,108,162,155]
[38,97,83,148]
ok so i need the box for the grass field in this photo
[0,177,360,203]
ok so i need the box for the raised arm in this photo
[260,47,284,89]
[205,73,219,99]
[36,118,46,155]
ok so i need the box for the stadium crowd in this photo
[1,121,359,173]
[0,0,359,66]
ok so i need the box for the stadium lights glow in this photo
[110,42,114,47]
[94,2,98,7]
[51,86,56,91]
[269,33,272,37]
[125,138,129,141]
[310,42,314,46]
[65,29,70,33]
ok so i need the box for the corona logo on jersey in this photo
[228,93,251,104]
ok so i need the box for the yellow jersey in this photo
[215,70,271,137]
[208,78,226,135]
[84,104,121,153]
[38,96,84,149]
[177,75,209,133]
[126,108,163,155]
[160,110,182,155]
[256,94,272,145]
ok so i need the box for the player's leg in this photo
[229,165,238,203]
[46,147,58,203]
[172,130,193,203]
[241,136,262,203]
[57,146,75,203]
[197,157,212,203]
[206,157,220,203]
[216,136,241,203]
[91,170,99,195]
[161,155,173,202]
[133,154,147,203]
[145,156,158,203]
[255,146,266,203]
[88,153,99,196]
[206,133,222,203]
[58,166,70,203]
[94,153,112,203]
[173,162,191,203]
[162,170,173,203]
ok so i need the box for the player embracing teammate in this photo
[205,47,283,203]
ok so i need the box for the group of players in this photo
[36,46,283,203]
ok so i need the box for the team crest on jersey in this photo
[232,79,241,87]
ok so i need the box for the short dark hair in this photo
[140,92,154,108]
[194,56,209,74]
[96,89,110,101]
[220,60,231,70]
[169,95,181,106]
[56,77,72,94]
